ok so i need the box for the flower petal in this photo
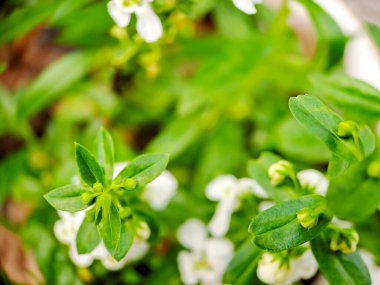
[69,245,95,268]
[135,5,163,42]
[177,219,207,251]
[238,178,268,198]
[291,250,318,280]
[205,175,238,201]
[204,238,234,273]
[142,170,178,210]
[178,251,199,285]
[232,0,259,15]
[257,253,292,285]
[208,200,234,237]
[297,169,328,196]
[107,1,131,28]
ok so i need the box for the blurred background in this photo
[0,0,379,284]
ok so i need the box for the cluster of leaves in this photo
[1,0,380,284]
[225,93,379,285]
[45,128,168,261]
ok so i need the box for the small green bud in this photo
[367,161,380,179]
[337,120,357,138]
[297,207,319,229]
[330,228,359,254]
[123,178,137,190]
[268,160,294,186]
[93,182,103,193]
[81,192,96,205]
[119,207,132,220]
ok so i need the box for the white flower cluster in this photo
[106,0,262,42]
[232,0,262,15]
[55,163,178,270]
[107,0,163,42]
[177,219,234,285]
[257,250,318,285]
[54,210,150,270]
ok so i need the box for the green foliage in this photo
[44,128,168,261]
[249,195,332,251]
[44,185,89,212]
[289,94,375,177]
[311,233,371,285]
[223,240,263,285]
[76,217,101,254]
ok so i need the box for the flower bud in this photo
[93,182,103,193]
[337,120,357,138]
[330,229,359,254]
[268,160,294,186]
[119,207,132,220]
[297,208,319,229]
[81,192,96,205]
[123,178,137,190]
[367,161,380,179]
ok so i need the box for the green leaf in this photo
[275,118,330,164]
[75,143,105,186]
[249,195,332,251]
[247,152,289,202]
[289,94,372,177]
[17,52,89,119]
[310,74,380,122]
[327,156,380,221]
[0,2,56,44]
[367,22,380,49]
[44,185,89,212]
[76,217,101,254]
[299,0,346,68]
[114,153,169,188]
[311,233,371,285]
[223,240,263,285]
[96,127,114,183]
[97,195,133,261]
[97,195,120,257]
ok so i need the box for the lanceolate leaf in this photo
[289,94,374,177]
[249,195,332,251]
[96,127,115,183]
[75,143,105,186]
[310,74,380,122]
[44,185,89,212]
[76,217,101,254]
[299,0,346,68]
[223,240,263,285]
[97,195,132,261]
[114,153,169,188]
[327,155,380,221]
[311,234,371,285]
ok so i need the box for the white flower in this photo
[142,170,178,211]
[232,0,262,15]
[54,210,96,268]
[107,0,163,42]
[177,219,234,285]
[257,249,318,285]
[297,169,328,196]
[206,175,267,237]
[115,162,178,211]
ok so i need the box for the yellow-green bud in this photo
[119,207,132,220]
[268,160,294,186]
[330,229,359,254]
[81,192,96,205]
[93,182,103,193]
[337,120,357,138]
[297,207,319,229]
[123,178,137,190]
[367,161,380,179]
